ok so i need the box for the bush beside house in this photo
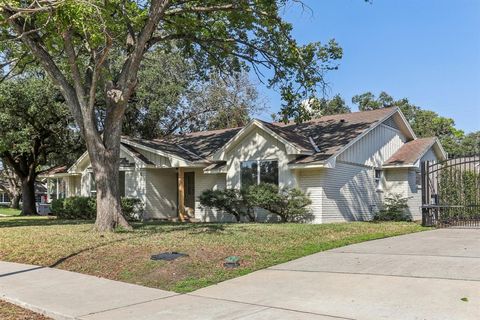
[374,193,412,222]
[51,197,144,221]
[200,183,312,222]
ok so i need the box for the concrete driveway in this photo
[1,228,479,319]
[191,228,480,320]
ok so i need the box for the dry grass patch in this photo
[0,217,428,292]
[0,300,51,320]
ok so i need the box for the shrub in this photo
[50,198,65,215]
[121,197,144,221]
[199,189,254,222]
[51,197,96,219]
[374,193,412,222]
[51,196,143,221]
[246,183,312,222]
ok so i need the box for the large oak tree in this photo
[0,76,80,215]
[0,0,342,231]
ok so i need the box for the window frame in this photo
[374,169,383,191]
[240,159,279,188]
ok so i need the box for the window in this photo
[90,172,96,196]
[240,161,258,189]
[119,171,126,197]
[374,169,383,191]
[241,160,278,188]
[260,161,279,185]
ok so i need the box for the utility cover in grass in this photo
[224,256,240,268]
[151,252,188,261]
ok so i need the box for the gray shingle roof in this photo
[123,108,397,165]
[384,137,437,166]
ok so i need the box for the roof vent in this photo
[308,137,320,153]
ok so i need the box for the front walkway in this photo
[1,228,479,319]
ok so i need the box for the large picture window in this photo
[240,160,278,188]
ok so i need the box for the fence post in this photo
[421,161,429,226]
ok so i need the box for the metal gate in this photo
[421,155,480,227]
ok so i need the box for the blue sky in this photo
[256,0,480,133]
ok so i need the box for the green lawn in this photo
[0,207,21,217]
[0,217,429,293]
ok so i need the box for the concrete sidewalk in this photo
[1,228,480,319]
[0,262,331,320]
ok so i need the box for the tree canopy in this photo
[351,91,478,157]
[0,0,343,231]
[123,50,264,139]
[0,75,81,214]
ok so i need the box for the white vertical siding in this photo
[338,124,406,167]
[145,168,177,219]
[66,176,81,197]
[193,170,234,222]
[135,149,172,167]
[80,171,91,197]
[125,169,146,200]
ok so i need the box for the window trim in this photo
[374,169,383,192]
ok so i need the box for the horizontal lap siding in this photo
[407,169,422,220]
[298,170,323,223]
[322,162,379,222]
[299,163,380,223]
[145,169,177,219]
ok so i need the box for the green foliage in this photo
[51,197,96,220]
[374,193,412,222]
[121,197,145,221]
[51,197,143,221]
[124,51,264,138]
[199,189,254,222]
[350,91,478,157]
[246,183,313,222]
[1,1,342,123]
[438,167,480,220]
[200,184,312,222]
[0,76,81,165]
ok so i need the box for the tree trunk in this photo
[20,177,37,215]
[89,141,131,232]
[10,193,20,209]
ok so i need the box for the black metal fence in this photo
[421,155,480,227]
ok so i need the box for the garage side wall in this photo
[298,162,380,223]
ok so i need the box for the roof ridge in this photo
[271,107,398,126]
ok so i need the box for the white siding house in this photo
[44,107,447,223]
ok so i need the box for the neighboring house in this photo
[0,182,10,205]
[43,107,447,223]
[0,180,48,205]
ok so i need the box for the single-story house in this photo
[0,180,48,205]
[44,107,447,223]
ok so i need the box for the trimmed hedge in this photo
[200,183,313,223]
[51,197,144,221]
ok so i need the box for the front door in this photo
[184,172,195,211]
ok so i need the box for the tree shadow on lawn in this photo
[0,217,93,228]
[132,221,228,235]
[48,234,148,268]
